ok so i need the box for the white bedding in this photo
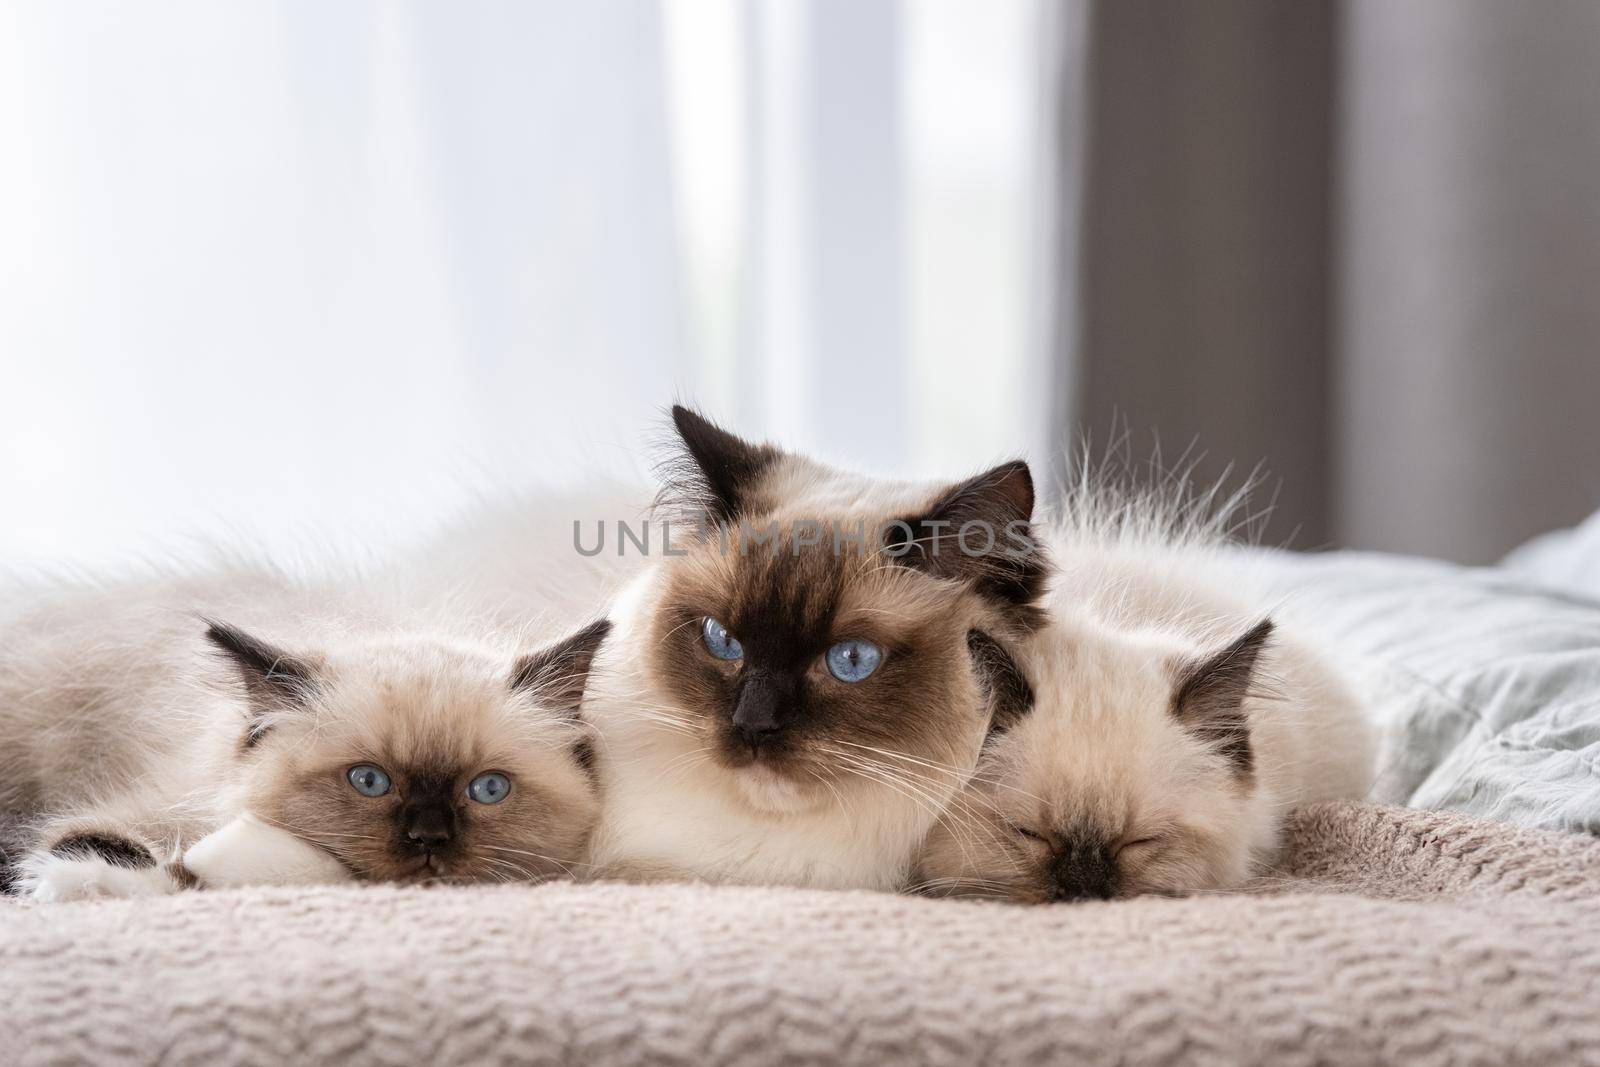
[1504,505,1600,600]
[1250,546,1600,834]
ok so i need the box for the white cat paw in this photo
[19,852,181,903]
[184,813,353,888]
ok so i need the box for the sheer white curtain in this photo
[0,0,1058,569]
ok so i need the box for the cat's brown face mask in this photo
[205,619,611,884]
[643,407,1046,812]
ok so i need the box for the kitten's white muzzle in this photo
[734,761,818,814]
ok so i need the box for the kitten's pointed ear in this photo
[967,629,1035,743]
[660,405,782,525]
[203,619,320,746]
[1170,618,1273,777]
[511,619,612,718]
[887,460,1046,622]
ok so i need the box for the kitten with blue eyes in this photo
[0,569,610,900]
[580,407,1047,891]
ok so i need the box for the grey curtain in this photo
[1059,0,1600,564]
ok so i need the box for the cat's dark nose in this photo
[731,672,790,750]
[1048,837,1118,902]
[403,802,456,848]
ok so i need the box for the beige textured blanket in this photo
[2,803,1597,1066]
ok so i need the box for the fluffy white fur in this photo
[916,480,1377,900]
[387,484,653,635]
[17,852,182,903]
[183,814,353,888]
[0,562,306,889]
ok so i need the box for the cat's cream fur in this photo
[581,408,1047,891]
[582,563,1006,890]
[183,813,352,888]
[0,562,607,900]
[915,502,1376,901]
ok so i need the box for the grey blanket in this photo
[2,802,1597,1066]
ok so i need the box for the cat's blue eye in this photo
[467,772,511,805]
[701,617,743,661]
[347,764,391,797]
[825,640,882,683]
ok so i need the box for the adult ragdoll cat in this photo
[914,488,1375,902]
[581,407,1049,891]
[0,566,609,900]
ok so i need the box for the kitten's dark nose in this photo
[732,672,789,750]
[403,803,456,848]
[1048,837,1118,902]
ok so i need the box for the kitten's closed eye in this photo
[1115,836,1165,861]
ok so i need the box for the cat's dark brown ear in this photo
[511,619,612,718]
[1170,618,1273,777]
[886,460,1046,625]
[967,629,1035,743]
[659,405,782,525]
[203,619,320,747]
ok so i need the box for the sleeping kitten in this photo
[914,522,1375,903]
[0,569,609,900]
[582,407,1048,891]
